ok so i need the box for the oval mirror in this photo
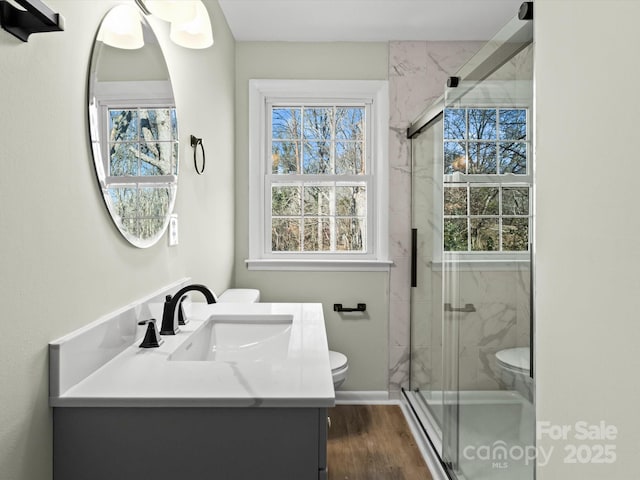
[88,5,178,248]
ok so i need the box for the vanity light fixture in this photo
[169,1,213,49]
[0,0,64,42]
[135,0,213,49]
[98,4,144,50]
[141,0,197,23]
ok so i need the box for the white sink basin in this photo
[169,314,293,362]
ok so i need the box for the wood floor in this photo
[327,405,433,480]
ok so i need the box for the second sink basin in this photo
[169,314,293,362]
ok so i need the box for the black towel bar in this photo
[333,303,366,313]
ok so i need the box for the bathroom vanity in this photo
[49,280,334,480]
[53,406,329,479]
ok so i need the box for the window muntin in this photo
[268,104,370,254]
[444,107,527,175]
[443,107,530,254]
[107,107,178,177]
[443,184,529,252]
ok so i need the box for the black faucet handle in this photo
[138,319,164,348]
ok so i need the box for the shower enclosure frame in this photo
[404,4,535,479]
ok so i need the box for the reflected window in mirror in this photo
[104,103,178,240]
[107,107,177,177]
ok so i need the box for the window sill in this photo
[245,258,393,272]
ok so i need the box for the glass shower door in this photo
[441,252,462,472]
[441,43,535,480]
[409,114,445,454]
[406,8,535,480]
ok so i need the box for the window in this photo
[271,105,367,253]
[443,107,531,256]
[248,80,390,271]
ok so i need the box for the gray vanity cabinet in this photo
[54,406,328,480]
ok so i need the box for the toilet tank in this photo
[216,289,260,303]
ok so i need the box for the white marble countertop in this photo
[50,302,335,408]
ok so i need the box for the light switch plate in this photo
[168,214,179,246]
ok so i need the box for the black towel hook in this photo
[190,135,205,174]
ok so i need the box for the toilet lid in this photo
[329,351,348,372]
[496,347,530,373]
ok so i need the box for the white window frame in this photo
[437,105,532,268]
[247,79,390,271]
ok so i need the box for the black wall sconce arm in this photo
[0,0,64,42]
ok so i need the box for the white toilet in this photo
[329,350,348,390]
[495,347,532,401]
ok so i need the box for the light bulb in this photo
[169,1,213,49]
[99,5,144,50]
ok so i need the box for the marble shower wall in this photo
[388,41,483,396]
[389,42,534,396]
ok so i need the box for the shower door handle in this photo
[444,303,476,313]
[411,228,417,287]
[529,242,534,379]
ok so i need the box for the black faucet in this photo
[160,284,216,335]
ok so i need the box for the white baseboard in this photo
[334,390,396,404]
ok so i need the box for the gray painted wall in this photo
[234,42,390,391]
[4,1,638,478]
[0,2,236,479]
[535,0,640,478]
